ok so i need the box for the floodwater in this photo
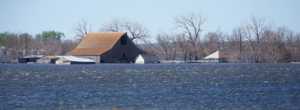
[0,63,300,109]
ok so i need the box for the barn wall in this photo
[101,34,147,63]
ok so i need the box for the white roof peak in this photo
[204,51,219,59]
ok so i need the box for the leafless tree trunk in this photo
[173,12,207,60]
[73,19,92,42]
[177,35,191,61]
[169,34,179,60]
[226,27,245,62]
[218,31,227,52]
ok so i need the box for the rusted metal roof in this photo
[46,56,60,59]
[66,32,126,55]
[219,52,228,58]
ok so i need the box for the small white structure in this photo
[204,51,228,63]
[55,56,95,65]
[135,54,159,64]
[204,51,220,59]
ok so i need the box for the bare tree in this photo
[290,33,300,62]
[140,44,157,55]
[156,34,172,60]
[261,26,296,63]
[73,19,92,42]
[274,27,292,62]
[155,33,180,60]
[285,31,300,62]
[19,33,33,56]
[43,38,62,55]
[226,27,245,62]
[61,40,78,55]
[173,12,207,60]
[177,35,192,61]
[204,30,220,54]
[30,38,43,55]
[218,31,227,51]
[101,18,150,43]
[168,34,180,60]
[102,18,122,32]
[243,15,268,63]
[6,33,23,61]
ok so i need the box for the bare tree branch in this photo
[173,12,207,60]
[73,19,92,42]
[101,18,150,43]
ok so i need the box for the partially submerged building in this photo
[36,56,51,64]
[203,51,228,63]
[35,56,61,64]
[55,56,95,65]
[19,55,44,63]
[135,54,159,64]
[46,56,61,63]
[66,32,148,63]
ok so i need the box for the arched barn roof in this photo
[66,32,126,55]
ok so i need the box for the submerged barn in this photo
[135,54,159,64]
[55,56,95,65]
[203,51,228,63]
[66,32,147,63]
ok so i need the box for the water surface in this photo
[1,63,300,109]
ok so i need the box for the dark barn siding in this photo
[100,35,146,63]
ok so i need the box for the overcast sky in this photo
[1,0,299,42]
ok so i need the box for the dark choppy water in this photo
[1,63,300,109]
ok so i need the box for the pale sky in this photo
[1,0,299,42]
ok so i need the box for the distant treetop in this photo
[35,31,65,43]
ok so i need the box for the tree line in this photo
[143,14,300,63]
[1,13,299,63]
[0,31,78,61]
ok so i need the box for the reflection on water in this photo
[0,63,300,109]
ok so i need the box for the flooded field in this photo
[0,63,300,109]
